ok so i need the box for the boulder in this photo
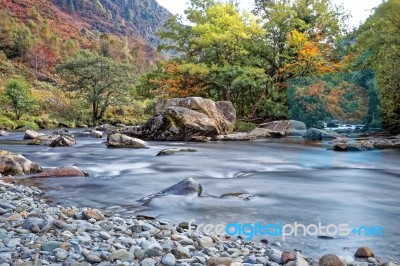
[0,150,42,176]
[156,148,197,156]
[53,128,73,136]
[144,97,236,140]
[95,124,112,132]
[304,128,339,140]
[24,129,43,140]
[49,136,76,147]
[189,136,211,142]
[106,133,148,149]
[30,166,88,178]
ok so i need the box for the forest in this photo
[0,0,399,134]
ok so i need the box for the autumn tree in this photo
[28,46,57,76]
[56,52,137,123]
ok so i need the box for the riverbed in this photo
[1,129,399,261]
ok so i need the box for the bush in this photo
[0,115,17,129]
[16,120,39,131]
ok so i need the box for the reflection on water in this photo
[1,130,400,261]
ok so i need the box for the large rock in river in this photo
[143,97,236,140]
[0,150,42,176]
[106,133,148,149]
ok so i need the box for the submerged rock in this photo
[0,150,42,176]
[143,97,236,141]
[106,133,148,149]
[221,192,255,201]
[0,130,10,136]
[156,148,197,156]
[161,177,203,196]
[76,130,103,138]
[30,166,88,178]
[304,128,339,140]
[138,178,203,204]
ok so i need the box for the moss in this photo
[2,167,21,176]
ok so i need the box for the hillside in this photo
[0,0,170,62]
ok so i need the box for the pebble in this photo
[162,253,176,266]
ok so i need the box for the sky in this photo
[156,0,383,28]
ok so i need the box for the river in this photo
[1,129,399,261]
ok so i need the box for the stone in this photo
[99,231,112,240]
[174,246,191,259]
[319,254,346,266]
[214,132,252,141]
[145,248,163,257]
[54,248,68,261]
[156,148,197,156]
[30,166,88,178]
[0,130,9,136]
[134,247,145,260]
[162,253,176,266]
[106,133,148,149]
[281,251,296,264]
[110,249,134,262]
[248,128,273,139]
[143,97,236,141]
[82,208,104,221]
[23,217,45,232]
[220,192,255,201]
[198,236,214,248]
[207,257,233,266]
[141,258,156,266]
[354,247,375,258]
[0,150,42,176]
[49,135,76,147]
[86,252,102,263]
[41,241,62,252]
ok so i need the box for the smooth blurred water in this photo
[1,130,399,261]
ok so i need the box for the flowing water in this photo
[1,129,400,261]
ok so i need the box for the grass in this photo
[234,120,257,132]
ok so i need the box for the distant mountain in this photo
[52,0,171,48]
[1,0,171,58]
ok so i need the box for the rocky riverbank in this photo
[0,180,398,266]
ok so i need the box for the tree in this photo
[0,11,17,57]
[6,77,35,120]
[28,46,57,76]
[354,0,400,133]
[56,52,137,123]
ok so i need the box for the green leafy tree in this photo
[5,77,35,120]
[56,52,137,123]
[354,0,400,133]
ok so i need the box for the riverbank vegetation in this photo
[0,0,399,133]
